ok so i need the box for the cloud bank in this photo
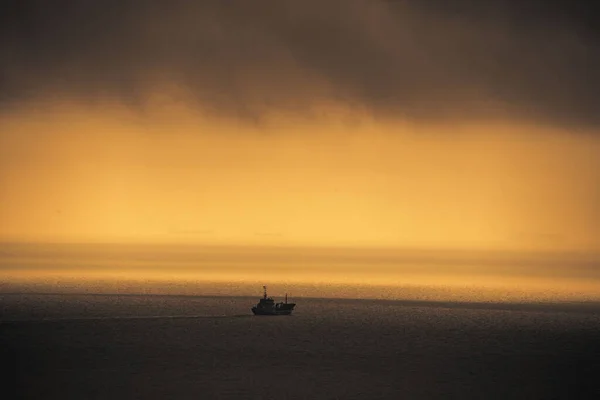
[1,0,599,128]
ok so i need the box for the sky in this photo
[1,1,599,298]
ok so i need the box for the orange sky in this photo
[0,98,599,302]
[1,100,598,253]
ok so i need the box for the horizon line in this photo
[2,291,600,310]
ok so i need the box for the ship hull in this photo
[251,308,293,316]
[251,303,296,316]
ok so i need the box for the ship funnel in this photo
[263,285,267,299]
[285,293,288,304]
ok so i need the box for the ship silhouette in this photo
[251,286,296,315]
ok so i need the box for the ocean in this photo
[3,293,600,399]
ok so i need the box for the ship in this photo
[251,286,296,315]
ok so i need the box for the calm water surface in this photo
[3,294,600,399]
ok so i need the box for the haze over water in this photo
[2,242,599,303]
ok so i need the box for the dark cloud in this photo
[1,0,599,128]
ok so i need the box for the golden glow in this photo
[1,99,599,301]
[3,261,600,303]
[1,101,599,251]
